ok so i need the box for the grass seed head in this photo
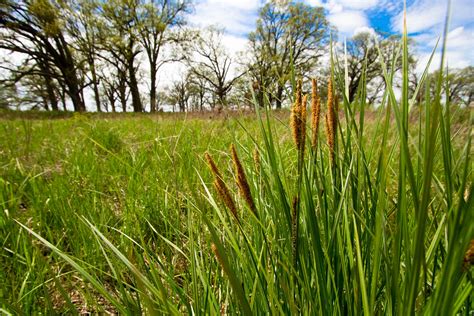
[205,152,223,180]
[205,152,239,223]
[211,243,223,267]
[253,147,261,174]
[291,79,306,153]
[311,78,321,150]
[463,239,474,271]
[231,144,256,215]
[301,94,307,156]
[215,179,239,223]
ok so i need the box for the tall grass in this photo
[1,8,473,315]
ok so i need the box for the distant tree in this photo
[417,66,474,106]
[0,81,18,110]
[343,32,377,103]
[341,32,415,104]
[187,72,210,111]
[136,0,192,112]
[442,66,473,105]
[189,27,245,109]
[100,0,143,112]
[99,68,126,113]
[247,0,331,108]
[66,0,105,112]
[166,72,191,112]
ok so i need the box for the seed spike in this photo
[205,152,239,223]
[230,144,256,215]
[311,78,321,150]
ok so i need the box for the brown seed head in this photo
[463,239,474,271]
[205,152,223,180]
[300,94,307,155]
[215,179,239,223]
[205,152,239,223]
[291,79,307,154]
[230,144,256,215]
[291,80,303,150]
[253,147,261,174]
[211,243,222,266]
[311,78,321,150]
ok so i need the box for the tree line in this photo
[1,0,472,112]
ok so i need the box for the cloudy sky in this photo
[185,0,473,73]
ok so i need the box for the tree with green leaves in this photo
[247,0,331,108]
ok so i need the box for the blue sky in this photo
[187,0,474,72]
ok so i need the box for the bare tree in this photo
[189,27,245,109]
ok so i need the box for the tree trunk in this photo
[89,56,101,112]
[217,89,226,108]
[349,78,360,103]
[107,89,116,113]
[54,36,86,112]
[44,79,58,111]
[150,64,157,112]
[37,57,58,111]
[128,57,143,112]
[60,83,67,111]
[275,85,284,109]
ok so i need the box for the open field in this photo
[0,105,473,314]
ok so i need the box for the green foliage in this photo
[247,0,331,108]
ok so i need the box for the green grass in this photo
[1,20,473,313]
[0,103,471,314]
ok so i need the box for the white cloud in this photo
[188,0,258,36]
[328,10,369,35]
[337,0,378,10]
[391,0,473,33]
[221,34,249,55]
[414,26,474,73]
[204,0,259,11]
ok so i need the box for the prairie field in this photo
[0,104,472,314]
[1,0,473,313]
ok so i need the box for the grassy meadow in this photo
[0,101,472,314]
[1,22,474,313]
